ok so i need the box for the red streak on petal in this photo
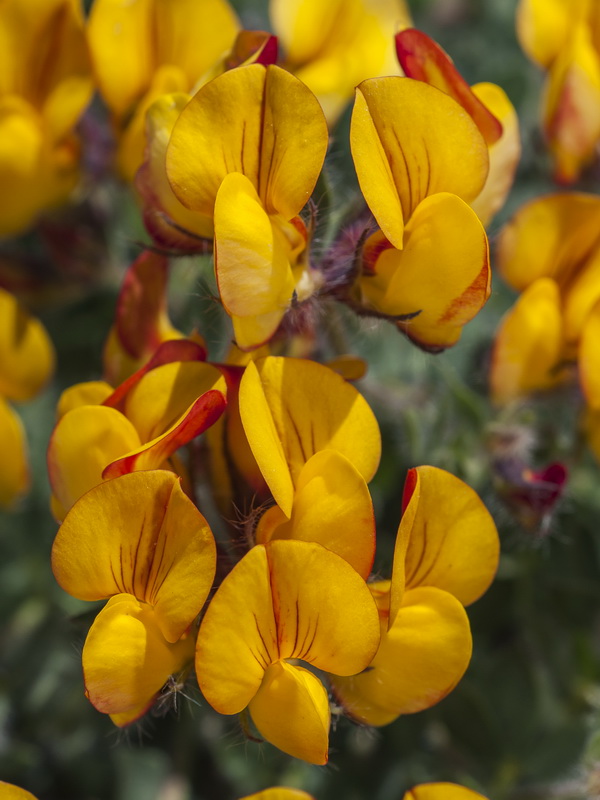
[103,339,207,411]
[102,390,227,479]
[396,29,503,145]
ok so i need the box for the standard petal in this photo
[360,193,490,350]
[395,29,503,144]
[496,193,600,292]
[351,78,488,245]
[255,450,376,579]
[0,397,29,508]
[82,594,194,719]
[267,539,380,675]
[167,64,326,219]
[249,661,330,764]
[47,405,141,515]
[239,357,381,515]
[0,287,55,402]
[331,586,472,725]
[52,470,216,641]
[257,66,328,218]
[395,467,500,610]
[470,82,521,226]
[196,544,277,714]
[489,278,566,406]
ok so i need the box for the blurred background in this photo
[3,0,600,798]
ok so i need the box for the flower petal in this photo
[497,193,600,292]
[82,594,194,719]
[47,405,141,516]
[543,21,600,183]
[267,539,380,674]
[249,661,330,764]
[214,172,296,347]
[331,586,471,725]
[255,450,375,579]
[395,29,502,144]
[361,193,490,350]
[241,789,315,800]
[167,64,326,219]
[351,78,488,247]
[0,397,29,508]
[197,544,277,714]
[52,470,216,641]
[393,467,499,613]
[404,783,489,800]
[489,278,566,406]
[579,299,600,409]
[0,287,55,402]
[103,389,226,479]
[124,361,226,442]
[470,82,521,226]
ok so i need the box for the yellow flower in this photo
[517,0,600,182]
[270,0,411,126]
[350,77,491,350]
[87,0,240,179]
[0,288,55,508]
[330,466,499,726]
[196,539,380,764]
[52,470,216,726]
[166,65,328,349]
[0,0,93,236]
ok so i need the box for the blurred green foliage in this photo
[2,1,600,799]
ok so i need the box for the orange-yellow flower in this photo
[0,0,93,236]
[196,539,380,764]
[350,77,491,350]
[331,466,499,726]
[166,64,328,350]
[52,470,216,725]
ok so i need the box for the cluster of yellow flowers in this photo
[3,0,600,796]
